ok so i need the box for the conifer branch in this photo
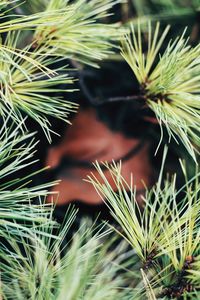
[0,120,62,243]
[121,22,200,160]
[87,153,200,298]
[1,218,132,299]
[32,0,126,67]
[0,32,78,141]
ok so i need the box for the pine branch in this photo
[0,0,126,138]
[1,217,133,300]
[121,22,200,160]
[86,150,200,298]
[31,0,126,67]
[0,120,66,253]
[0,32,78,141]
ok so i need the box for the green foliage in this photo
[122,22,200,160]
[0,0,125,139]
[1,214,132,300]
[0,121,59,235]
[0,1,200,300]
[87,153,200,299]
[0,122,131,299]
[0,32,77,141]
[32,0,125,67]
[19,0,126,67]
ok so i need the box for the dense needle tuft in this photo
[122,22,200,160]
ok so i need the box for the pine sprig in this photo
[121,22,200,160]
[0,121,61,237]
[32,0,126,67]
[0,32,78,141]
[1,217,131,300]
[87,152,200,298]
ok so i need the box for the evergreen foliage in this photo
[0,0,200,299]
[87,153,200,298]
[122,22,200,160]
